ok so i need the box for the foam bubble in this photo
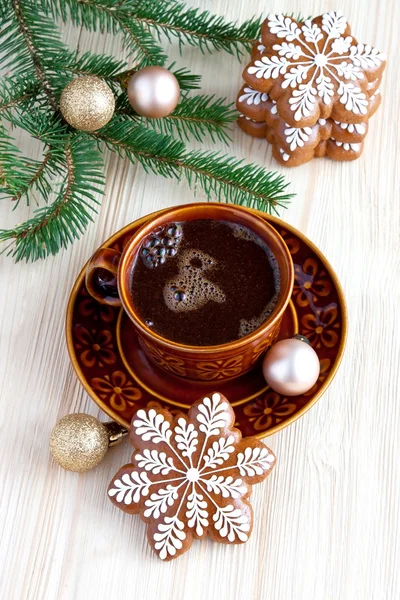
[238,290,280,338]
[164,249,225,313]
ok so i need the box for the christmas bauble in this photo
[50,414,109,472]
[127,66,180,118]
[60,76,115,132]
[262,337,320,396]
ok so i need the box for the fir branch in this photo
[66,52,129,81]
[0,134,105,261]
[41,0,167,67]
[169,65,201,91]
[0,75,40,116]
[0,0,295,262]
[131,1,263,58]
[39,0,135,32]
[114,94,236,143]
[10,151,52,205]
[7,0,68,109]
[145,95,237,143]
[116,15,168,67]
[0,126,37,200]
[94,120,291,212]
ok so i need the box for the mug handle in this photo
[85,248,122,306]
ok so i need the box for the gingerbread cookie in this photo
[269,128,365,166]
[108,393,276,561]
[236,85,272,122]
[237,114,267,138]
[243,12,386,127]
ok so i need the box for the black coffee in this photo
[130,219,280,346]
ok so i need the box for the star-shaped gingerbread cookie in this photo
[108,393,276,560]
[243,11,386,127]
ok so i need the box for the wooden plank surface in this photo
[1,1,399,598]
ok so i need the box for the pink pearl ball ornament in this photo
[262,338,320,396]
[127,66,180,118]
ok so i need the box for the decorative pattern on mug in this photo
[195,356,243,381]
[251,322,282,363]
[141,339,187,377]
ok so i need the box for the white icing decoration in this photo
[334,121,366,133]
[153,515,187,560]
[257,41,266,53]
[204,475,247,498]
[196,393,230,436]
[202,436,235,469]
[133,409,172,444]
[174,418,198,458]
[239,114,259,122]
[135,449,178,474]
[284,125,312,151]
[334,141,361,151]
[108,471,151,504]
[247,11,385,120]
[144,485,180,519]
[109,393,275,559]
[212,505,251,542]
[271,103,278,115]
[238,86,268,106]
[236,446,275,476]
[318,118,327,125]
[186,490,209,535]
[279,148,290,161]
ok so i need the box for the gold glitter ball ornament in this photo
[50,413,109,472]
[59,76,115,132]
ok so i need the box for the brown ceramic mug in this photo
[85,203,294,382]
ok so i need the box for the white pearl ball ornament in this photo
[262,337,320,396]
[127,66,180,118]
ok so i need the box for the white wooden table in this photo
[1,1,399,598]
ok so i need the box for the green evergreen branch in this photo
[8,0,68,109]
[116,15,168,67]
[39,0,135,33]
[145,95,237,143]
[0,75,40,115]
[40,0,167,67]
[66,52,129,80]
[131,1,263,58]
[114,94,236,143]
[10,151,52,204]
[0,126,38,201]
[0,134,105,261]
[169,65,201,91]
[0,0,295,262]
[93,120,292,212]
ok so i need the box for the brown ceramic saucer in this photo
[66,208,347,438]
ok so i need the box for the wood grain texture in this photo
[1,1,399,599]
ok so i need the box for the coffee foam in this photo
[164,249,225,313]
[238,290,280,338]
[231,223,281,338]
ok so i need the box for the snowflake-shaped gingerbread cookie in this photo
[243,11,386,127]
[108,393,276,560]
